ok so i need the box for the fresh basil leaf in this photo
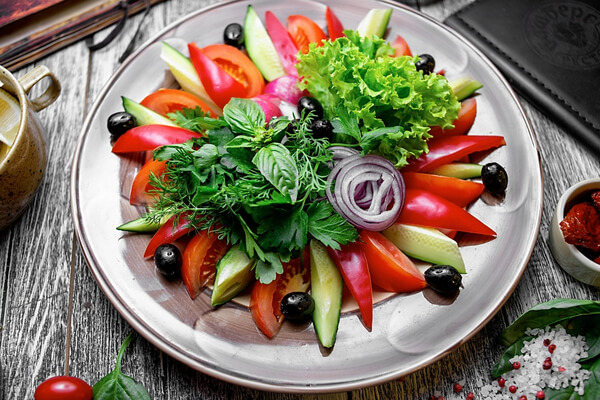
[93,333,151,400]
[499,299,600,346]
[223,98,265,135]
[252,143,299,203]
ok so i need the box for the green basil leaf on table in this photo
[252,143,299,203]
[223,98,265,135]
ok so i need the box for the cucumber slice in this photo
[117,215,170,233]
[122,97,176,127]
[309,240,343,348]
[160,42,220,113]
[383,224,466,273]
[357,8,392,38]
[429,163,483,179]
[449,77,483,101]
[211,245,255,306]
[244,5,286,82]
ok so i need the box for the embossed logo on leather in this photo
[524,1,600,69]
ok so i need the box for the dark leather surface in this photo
[445,0,600,156]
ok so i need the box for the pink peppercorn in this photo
[498,377,506,387]
[543,357,553,370]
[543,338,551,346]
[437,397,445,400]
[548,344,556,354]
[509,385,517,393]
[558,366,566,372]
[453,383,463,393]
[466,392,475,399]
[519,396,527,400]
[513,361,521,369]
[536,391,545,399]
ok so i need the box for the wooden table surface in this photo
[2,0,599,398]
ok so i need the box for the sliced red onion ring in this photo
[325,154,405,231]
[329,146,360,164]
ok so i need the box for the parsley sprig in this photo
[147,98,357,283]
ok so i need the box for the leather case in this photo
[445,0,600,156]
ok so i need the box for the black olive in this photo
[482,162,508,195]
[280,292,315,321]
[309,119,334,139]
[154,244,182,278]
[424,265,462,295]
[107,112,136,137]
[297,96,324,120]
[224,23,244,49]
[415,53,435,75]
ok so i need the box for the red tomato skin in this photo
[34,376,93,400]
[130,159,167,206]
[429,98,477,138]
[390,34,412,57]
[402,172,484,208]
[265,11,300,76]
[402,135,506,173]
[287,15,327,54]
[188,43,247,109]
[325,7,345,40]
[140,88,213,116]
[181,230,230,299]
[359,230,426,293]
[111,125,201,154]
[327,242,373,329]
[397,188,496,236]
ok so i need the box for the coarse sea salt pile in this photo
[444,325,591,400]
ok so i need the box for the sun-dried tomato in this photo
[592,191,600,212]
[560,202,600,252]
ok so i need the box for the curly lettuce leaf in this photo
[297,30,460,167]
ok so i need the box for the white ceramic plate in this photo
[71,0,543,393]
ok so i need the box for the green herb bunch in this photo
[147,98,358,283]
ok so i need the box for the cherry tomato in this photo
[287,15,327,54]
[390,34,412,57]
[359,230,426,293]
[34,376,93,400]
[428,98,477,138]
[140,88,213,116]
[181,230,230,299]
[129,159,167,206]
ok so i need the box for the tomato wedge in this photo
[402,135,506,173]
[325,7,344,40]
[202,43,265,99]
[287,15,327,54]
[429,98,477,138]
[391,34,412,57]
[111,124,201,153]
[140,88,213,116]
[249,255,311,338]
[130,159,167,206]
[144,212,194,258]
[402,172,484,208]
[397,188,496,236]
[265,11,299,76]
[359,230,426,293]
[327,242,373,329]
[181,230,230,299]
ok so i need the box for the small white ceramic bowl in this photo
[549,178,600,286]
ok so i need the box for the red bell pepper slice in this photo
[403,135,506,173]
[111,125,201,153]
[402,172,484,208]
[188,43,246,109]
[429,98,477,138]
[327,242,373,329]
[129,159,167,206]
[144,212,195,258]
[390,34,412,57]
[265,11,299,77]
[397,188,496,236]
[325,7,345,40]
